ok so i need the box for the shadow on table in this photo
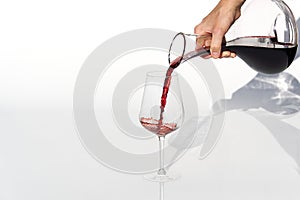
[213,72,300,171]
[213,72,300,115]
[168,71,300,173]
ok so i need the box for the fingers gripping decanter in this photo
[169,0,298,74]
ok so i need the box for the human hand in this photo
[194,0,245,58]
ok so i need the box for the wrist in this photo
[220,0,246,8]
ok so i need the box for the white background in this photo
[1,0,300,199]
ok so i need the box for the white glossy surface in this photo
[1,0,300,199]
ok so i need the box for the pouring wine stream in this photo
[160,32,298,128]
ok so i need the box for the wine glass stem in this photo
[158,136,166,175]
[159,183,164,200]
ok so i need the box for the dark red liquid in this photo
[170,36,297,74]
[224,36,297,74]
[158,56,182,116]
[156,67,174,133]
[160,67,174,109]
[225,45,298,74]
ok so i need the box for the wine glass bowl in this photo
[139,71,184,135]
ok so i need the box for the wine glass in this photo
[139,71,184,182]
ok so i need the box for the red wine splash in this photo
[140,117,177,136]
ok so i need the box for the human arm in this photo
[194,0,246,58]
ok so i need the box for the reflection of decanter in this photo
[170,0,298,74]
[213,72,300,116]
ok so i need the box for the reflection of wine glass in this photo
[139,71,184,182]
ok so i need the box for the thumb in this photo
[210,31,224,58]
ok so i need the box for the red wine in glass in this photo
[140,117,177,136]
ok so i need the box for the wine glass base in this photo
[144,172,180,183]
